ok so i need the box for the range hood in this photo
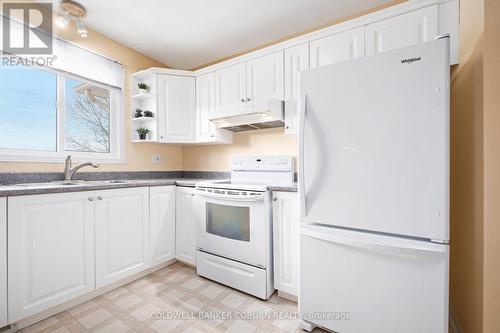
[209,99,284,132]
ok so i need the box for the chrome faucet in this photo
[64,155,99,181]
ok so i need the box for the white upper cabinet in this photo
[149,186,176,266]
[197,72,216,141]
[158,74,196,143]
[246,51,284,103]
[0,198,6,327]
[273,192,300,297]
[310,26,365,68]
[8,192,95,322]
[214,51,284,114]
[196,73,233,144]
[284,43,309,134]
[215,63,246,113]
[365,5,438,56]
[95,187,149,288]
[176,187,197,266]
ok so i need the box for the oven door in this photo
[195,188,270,268]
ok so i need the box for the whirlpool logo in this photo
[401,56,422,64]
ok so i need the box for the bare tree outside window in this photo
[65,78,110,153]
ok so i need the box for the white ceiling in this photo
[76,0,392,70]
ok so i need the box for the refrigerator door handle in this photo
[301,226,445,259]
[298,93,307,218]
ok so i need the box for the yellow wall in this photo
[0,16,183,172]
[449,0,484,332]
[183,128,297,171]
[482,0,500,331]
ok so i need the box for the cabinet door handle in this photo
[286,126,290,129]
[240,98,245,102]
[273,197,277,202]
[210,134,215,138]
[98,196,103,200]
[88,197,94,201]
[246,98,251,102]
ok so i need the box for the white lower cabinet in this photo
[5,185,198,324]
[95,187,149,288]
[8,192,95,322]
[272,191,300,297]
[0,198,7,327]
[149,186,176,266]
[175,187,197,265]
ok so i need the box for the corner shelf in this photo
[131,139,156,143]
[131,92,155,100]
[132,117,156,122]
[130,72,158,143]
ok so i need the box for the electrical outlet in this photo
[152,154,161,164]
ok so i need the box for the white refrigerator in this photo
[298,37,450,333]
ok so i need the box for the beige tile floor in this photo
[19,263,328,333]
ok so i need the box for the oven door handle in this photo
[195,189,265,202]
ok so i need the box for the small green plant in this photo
[137,127,150,135]
[136,127,150,140]
[135,108,143,118]
[138,82,149,91]
[144,110,153,117]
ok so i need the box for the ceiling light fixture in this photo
[56,11,70,28]
[76,18,88,38]
[57,0,88,38]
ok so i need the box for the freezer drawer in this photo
[196,251,273,299]
[299,224,449,333]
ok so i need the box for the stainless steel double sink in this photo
[10,180,131,188]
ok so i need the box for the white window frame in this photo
[0,65,125,163]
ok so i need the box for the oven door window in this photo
[206,203,250,242]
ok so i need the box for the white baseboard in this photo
[277,290,298,303]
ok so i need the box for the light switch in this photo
[152,154,161,164]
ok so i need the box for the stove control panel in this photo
[231,156,294,171]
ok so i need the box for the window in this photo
[0,63,123,162]
[0,65,57,151]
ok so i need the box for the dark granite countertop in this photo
[0,178,297,197]
[0,178,213,197]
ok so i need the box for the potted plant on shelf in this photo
[136,127,150,140]
[135,108,143,118]
[138,82,149,94]
[144,110,153,117]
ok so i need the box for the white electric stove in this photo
[195,155,294,299]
